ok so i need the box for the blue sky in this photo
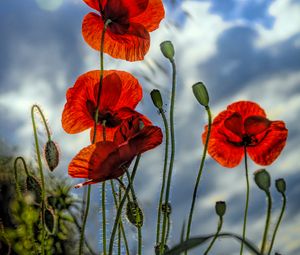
[1,0,300,254]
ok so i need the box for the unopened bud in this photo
[150,89,163,109]
[161,202,172,215]
[126,201,143,228]
[26,176,42,205]
[254,169,271,193]
[215,201,226,217]
[275,178,286,194]
[160,41,175,61]
[44,140,59,171]
[192,82,209,107]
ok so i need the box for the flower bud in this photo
[44,140,59,171]
[254,169,271,193]
[160,41,175,61]
[275,178,286,194]
[126,201,143,228]
[215,201,226,217]
[161,202,172,215]
[192,82,209,107]
[26,176,42,205]
[150,89,163,109]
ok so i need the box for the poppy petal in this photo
[247,121,288,166]
[224,112,243,137]
[83,0,102,11]
[203,125,244,168]
[244,116,271,136]
[82,13,150,61]
[227,101,266,120]
[90,125,118,143]
[130,0,165,31]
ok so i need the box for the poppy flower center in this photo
[86,100,122,127]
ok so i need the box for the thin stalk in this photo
[260,192,272,254]
[268,193,286,255]
[79,20,110,255]
[160,59,177,253]
[156,109,169,244]
[185,106,212,248]
[109,155,141,255]
[204,216,223,255]
[138,227,142,255]
[240,146,250,255]
[102,182,107,255]
[31,104,47,255]
[165,215,170,244]
[14,156,30,198]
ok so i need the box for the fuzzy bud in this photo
[215,201,226,217]
[160,41,175,61]
[192,82,209,107]
[150,89,163,109]
[126,201,143,228]
[275,178,286,194]
[161,202,172,215]
[254,169,271,193]
[44,140,59,171]
[26,176,42,205]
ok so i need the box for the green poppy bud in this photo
[192,82,209,107]
[254,169,271,193]
[150,89,163,109]
[160,41,175,61]
[215,201,226,217]
[44,140,59,171]
[275,178,286,194]
[26,176,42,205]
[126,201,143,228]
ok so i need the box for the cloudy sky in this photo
[1,0,300,254]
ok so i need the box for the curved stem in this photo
[268,193,286,255]
[204,216,223,255]
[14,156,29,198]
[161,59,177,253]
[156,109,169,245]
[261,192,272,254]
[185,106,212,248]
[32,104,51,140]
[110,180,130,255]
[109,155,141,255]
[31,104,46,255]
[240,146,250,255]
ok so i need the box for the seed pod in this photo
[126,201,143,228]
[161,202,172,215]
[215,201,226,217]
[192,82,209,107]
[254,169,271,193]
[275,178,286,194]
[44,208,55,234]
[150,89,163,110]
[26,176,42,205]
[160,41,175,61]
[44,140,59,171]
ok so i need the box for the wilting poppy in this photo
[82,0,165,61]
[62,70,145,142]
[202,101,288,168]
[69,116,163,187]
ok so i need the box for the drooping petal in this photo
[82,13,150,61]
[203,125,244,168]
[130,0,165,31]
[244,116,271,136]
[227,101,266,120]
[83,0,103,11]
[247,121,288,166]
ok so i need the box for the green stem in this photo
[138,226,142,255]
[185,106,212,248]
[79,20,110,255]
[109,155,141,255]
[102,182,107,255]
[204,216,223,255]
[156,109,169,245]
[268,193,286,255]
[31,104,46,255]
[160,59,177,253]
[261,192,272,254]
[14,156,29,198]
[166,215,170,244]
[240,146,250,255]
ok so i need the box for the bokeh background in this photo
[1,0,300,254]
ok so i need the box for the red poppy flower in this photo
[82,0,165,61]
[69,116,163,187]
[202,101,288,168]
[61,70,144,142]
